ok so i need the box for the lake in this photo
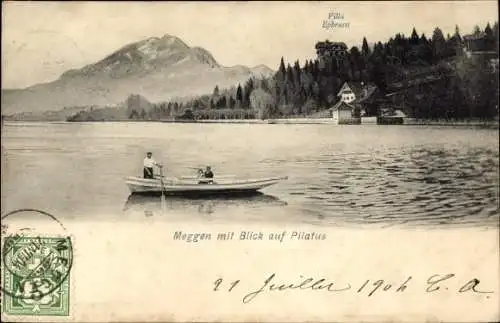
[1,122,499,228]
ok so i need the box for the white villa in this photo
[337,82,357,104]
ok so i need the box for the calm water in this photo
[1,122,499,228]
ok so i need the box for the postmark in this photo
[1,209,73,316]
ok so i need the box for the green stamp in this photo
[2,235,73,316]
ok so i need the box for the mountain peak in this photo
[62,34,218,78]
[138,34,190,51]
[160,33,180,40]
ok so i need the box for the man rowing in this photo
[143,152,162,179]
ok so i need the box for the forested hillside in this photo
[67,22,499,122]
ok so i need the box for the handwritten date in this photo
[213,273,494,304]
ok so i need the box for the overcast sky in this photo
[2,1,498,89]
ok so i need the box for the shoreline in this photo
[3,118,499,127]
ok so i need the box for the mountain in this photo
[2,34,274,114]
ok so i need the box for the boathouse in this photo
[377,108,407,125]
[331,101,359,124]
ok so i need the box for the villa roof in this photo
[337,82,378,103]
[463,32,487,41]
[336,82,365,97]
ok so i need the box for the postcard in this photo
[1,1,499,322]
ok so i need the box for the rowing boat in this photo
[125,175,288,196]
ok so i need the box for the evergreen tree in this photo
[229,96,236,110]
[418,33,433,63]
[410,27,420,46]
[276,57,286,83]
[286,64,294,82]
[485,22,495,50]
[293,60,301,85]
[362,37,371,57]
[167,102,173,117]
[243,78,254,109]
[392,33,406,64]
[454,25,462,42]
[473,25,481,35]
[213,85,220,97]
[493,22,499,54]
[236,84,243,102]
[349,46,362,80]
[313,60,320,79]
[261,78,270,92]
[309,59,316,74]
[279,57,286,73]
[431,27,447,61]
[218,96,227,109]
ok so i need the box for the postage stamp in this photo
[2,235,73,316]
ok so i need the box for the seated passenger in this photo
[198,166,214,184]
[204,166,214,179]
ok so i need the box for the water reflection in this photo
[123,192,288,217]
[287,145,499,228]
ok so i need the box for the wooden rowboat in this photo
[125,175,288,196]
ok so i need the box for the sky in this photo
[2,1,498,89]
